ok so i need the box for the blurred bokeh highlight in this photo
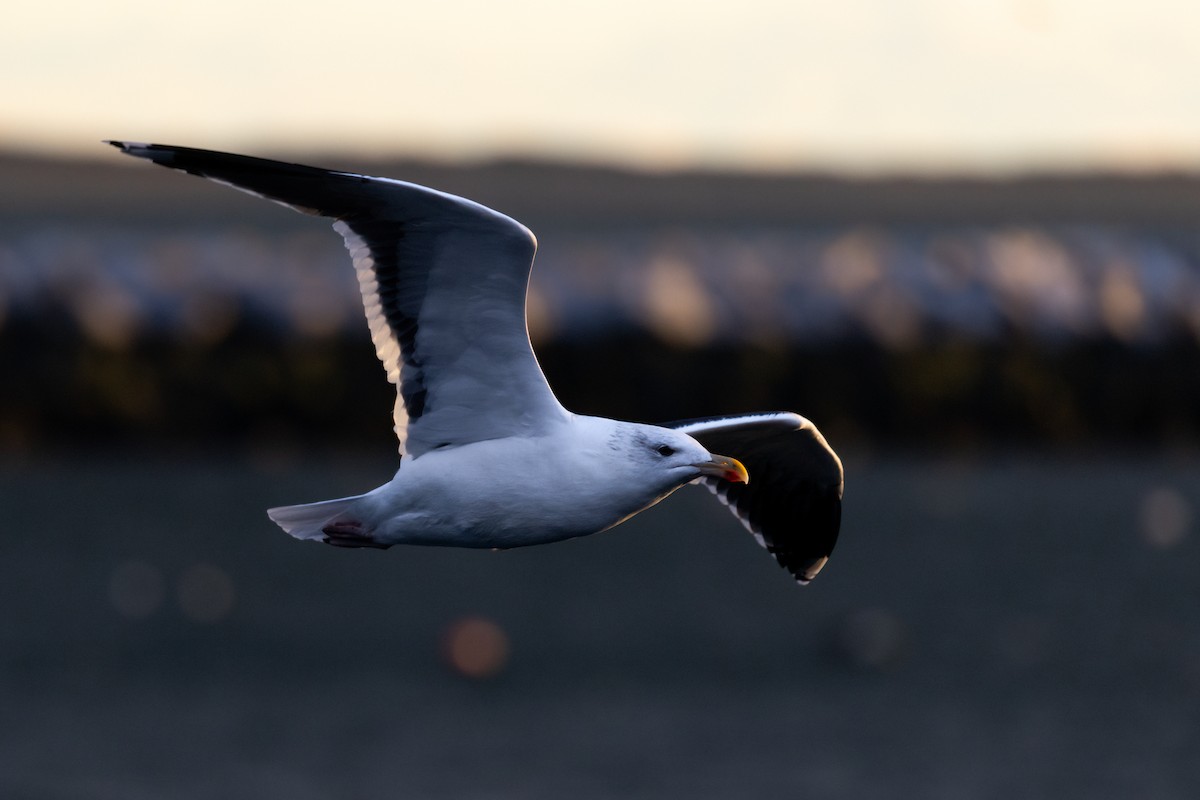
[3,2,1199,797]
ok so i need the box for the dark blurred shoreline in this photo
[8,148,1200,226]
[3,150,1200,454]
[3,323,1198,455]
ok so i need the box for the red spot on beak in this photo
[696,455,749,484]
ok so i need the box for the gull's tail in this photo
[267,494,387,549]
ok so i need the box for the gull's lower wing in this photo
[108,141,568,456]
[662,412,844,584]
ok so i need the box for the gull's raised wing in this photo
[663,412,843,584]
[108,141,568,456]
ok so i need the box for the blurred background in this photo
[3,1,1199,797]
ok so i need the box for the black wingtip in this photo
[104,140,169,164]
[97,140,373,217]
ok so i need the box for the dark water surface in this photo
[2,453,1198,798]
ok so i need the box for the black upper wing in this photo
[663,412,843,584]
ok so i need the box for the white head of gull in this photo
[107,141,844,584]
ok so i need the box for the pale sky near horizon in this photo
[5,0,1199,173]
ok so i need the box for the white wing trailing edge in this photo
[662,413,844,584]
[107,141,568,456]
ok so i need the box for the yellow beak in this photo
[694,454,749,484]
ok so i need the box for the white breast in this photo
[361,417,678,549]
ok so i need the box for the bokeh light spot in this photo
[72,284,142,350]
[1099,262,1146,341]
[822,229,885,295]
[1140,487,1192,549]
[441,616,511,680]
[640,256,715,346]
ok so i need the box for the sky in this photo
[5,0,1200,173]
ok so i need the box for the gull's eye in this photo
[656,444,675,457]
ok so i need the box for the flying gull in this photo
[107,142,844,583]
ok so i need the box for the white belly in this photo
[359,434,680,549]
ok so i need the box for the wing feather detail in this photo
[108,141,569,457]
[337,221,409,449]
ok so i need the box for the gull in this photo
[107,142,844,583]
